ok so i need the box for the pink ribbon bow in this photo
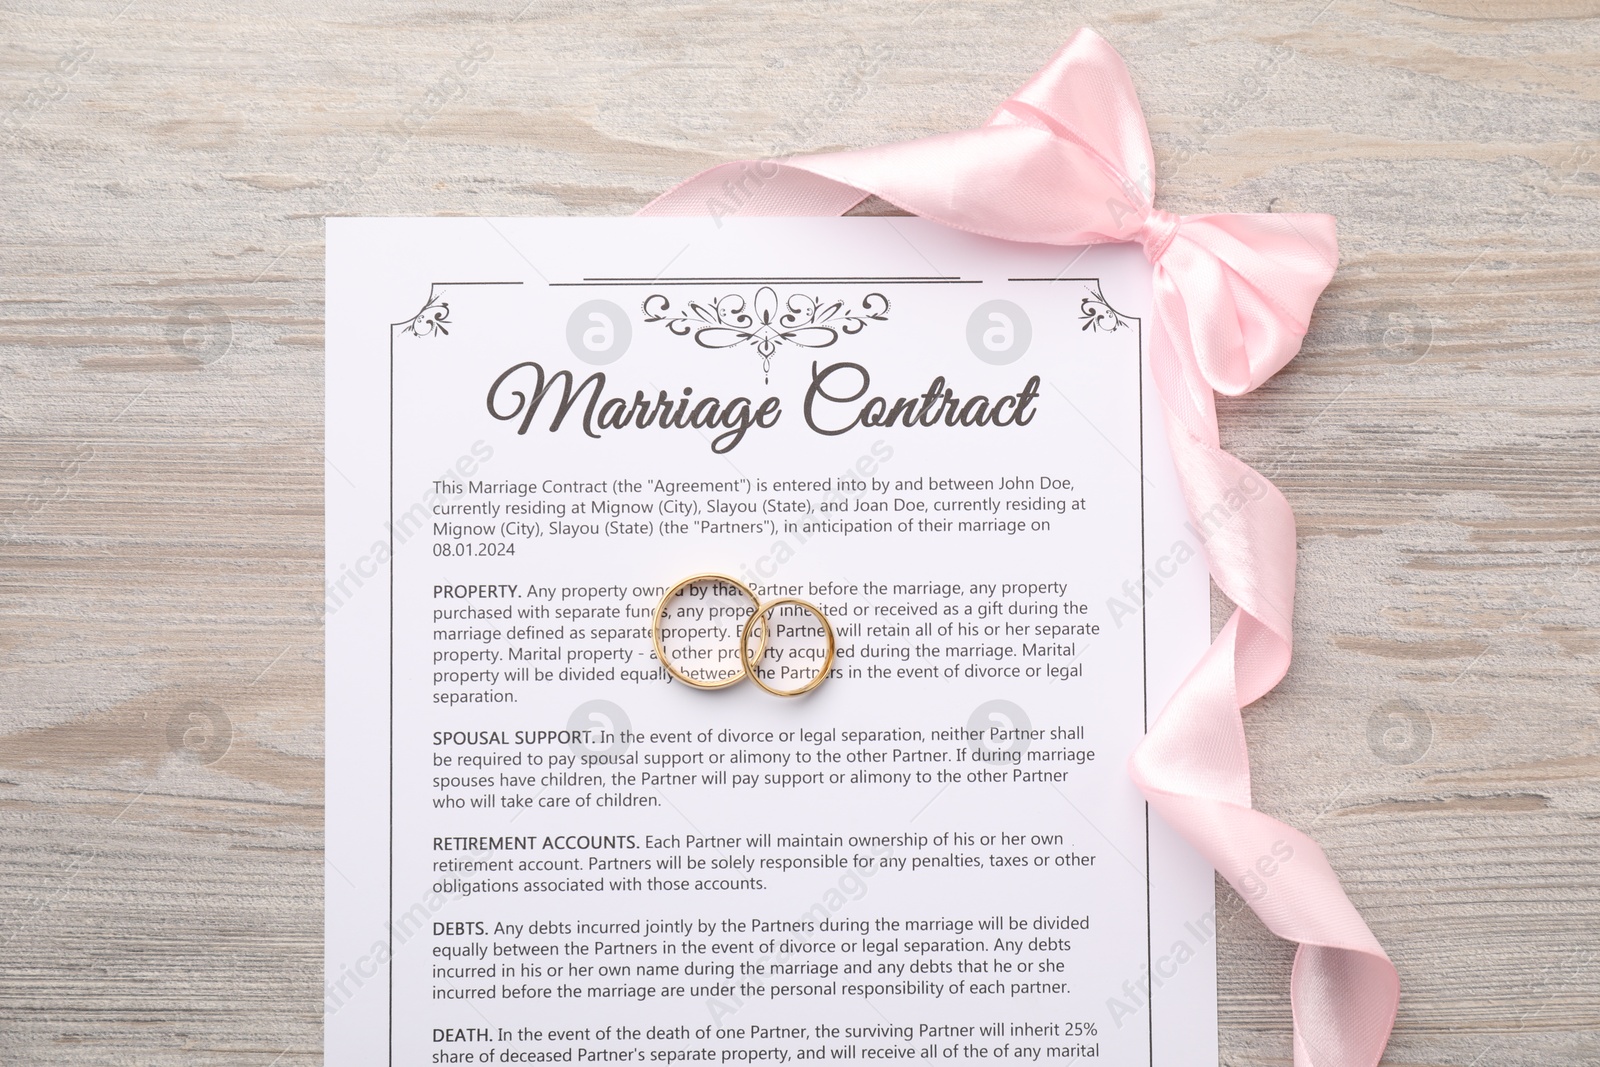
[641,28,1398,1067]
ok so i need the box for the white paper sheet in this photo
[326,218,1217,1067]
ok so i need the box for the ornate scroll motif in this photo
[403,291,450,337]
[641,285,889,381]
[1079,282,1130,332]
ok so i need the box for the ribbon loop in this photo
[641,28,1396,1067]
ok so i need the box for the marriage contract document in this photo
[326,218,1217,1066]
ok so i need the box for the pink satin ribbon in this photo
[640,28,1397,1066]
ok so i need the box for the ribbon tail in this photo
[639,160,867,219]
[1134,326,1399,1066]
[1130,611,1398,1067]
[640,126,1127,247]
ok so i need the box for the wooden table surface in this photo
[2,1,1596,1063]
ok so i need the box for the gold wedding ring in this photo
[653,573,767,690]
[652,574,837,696]
[740,597,837,698]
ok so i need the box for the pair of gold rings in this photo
[651,574,836,698]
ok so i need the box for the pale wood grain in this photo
[1,1,1596,1063]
